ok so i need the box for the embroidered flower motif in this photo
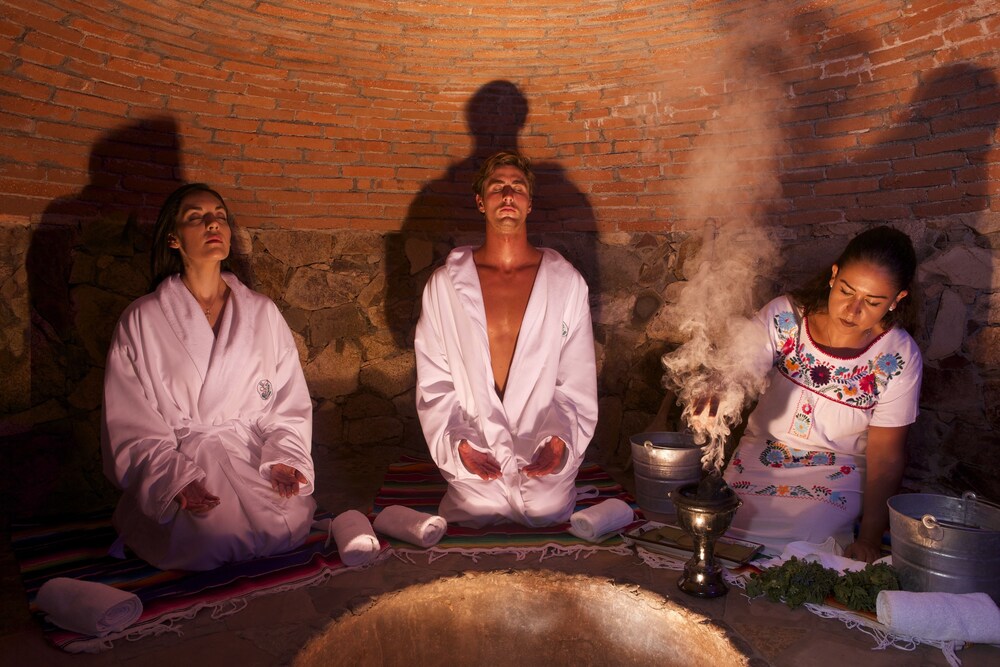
[772,308,908,408]
[781,336,796,356]
[561,321,569,338]
[809,364,831,385]
[801,403,813,415]
[776,312,796,331]
[809,452,832,465]
[875,353,900,376]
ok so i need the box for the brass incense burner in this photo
[670,475,742,598]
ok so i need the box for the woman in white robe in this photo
[102,183,315,571]
[721,226,923,562]
[414,246,598,528]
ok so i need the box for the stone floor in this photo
[1,446,998,667]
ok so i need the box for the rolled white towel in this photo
[330,509,381,567]
[35,577,142,637]
[568,498,635,543]
[373,505,447,548]
[876,590,1000,644]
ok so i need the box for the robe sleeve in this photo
[531,274,598,465]
[101,317,202,524]
[255,305,315,495]
[414,271,485,482]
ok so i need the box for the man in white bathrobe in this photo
[414,152,598,528]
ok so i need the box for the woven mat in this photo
[11,510,389,653]
[371,455,644,561]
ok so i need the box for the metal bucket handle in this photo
[920,514,944,541]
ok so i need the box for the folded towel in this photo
[876,590,1000,644]
[373,505,447,548]
[772,537,867,574]
[568,498,635,543]
[35,577,142,637]
[330,509,381,567]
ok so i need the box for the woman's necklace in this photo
[183,277,225,321]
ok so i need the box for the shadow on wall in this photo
[904,64,999,500]
[384,80,600,350]
[13,116,186,518]
[381,79,603,457]
[773,61,999,499]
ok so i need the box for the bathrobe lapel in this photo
[500,250,550,437]
[198,275,258,419]
[157,275,214,389]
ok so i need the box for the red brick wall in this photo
[1,0,997,232]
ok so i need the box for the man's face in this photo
[475,165,532,232]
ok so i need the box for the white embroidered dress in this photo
[102,273,316,571]
[414,246,598,528]
[723,295,922,552]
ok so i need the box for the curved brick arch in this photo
[2,0,995,232]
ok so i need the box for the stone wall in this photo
[2,214,998,518]
[1,0,998,517]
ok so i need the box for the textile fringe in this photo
[635,546,967,666]
[60,550,392,654]
[392,542,634,565]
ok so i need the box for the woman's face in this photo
[827,261,907,334]
[167,190,231,268]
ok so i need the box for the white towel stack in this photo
[568,498,635,543]
[373,505,448,548]
[330,510,381,567]
[876,590,1000,644]
[35,577,143,637]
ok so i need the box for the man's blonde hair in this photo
[473,151,535,199]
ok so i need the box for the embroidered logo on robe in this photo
[772,310,907,408]
[257,379,273,400]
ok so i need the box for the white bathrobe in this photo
[102,273,316,571]
[414,247,598,527]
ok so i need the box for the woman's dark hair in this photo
[790,225,919,333]
[149,183,235,290]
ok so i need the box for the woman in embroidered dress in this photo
[101,183,316,571]
[722,226,922,562]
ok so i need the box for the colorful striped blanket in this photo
[12,456,639,653]
[370,456,644,560]
[11,511,389,653]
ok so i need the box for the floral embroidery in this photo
[790,392,814,438]
[759,440,837,469]
[771,310,907,408]
[730,480,849,509]
[731,456,744,474]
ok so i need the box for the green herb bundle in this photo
[744,557,901,612]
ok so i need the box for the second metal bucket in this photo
[630,431,706,516]
[888,491,1000,604]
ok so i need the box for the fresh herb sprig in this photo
[745,556,901,612]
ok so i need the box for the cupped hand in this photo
[521,437,566,478]
[271,463,307,498]
[458,440,502,480]
[843,538,882,564]
[175,479,221,514]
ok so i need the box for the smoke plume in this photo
[659,22,791,473]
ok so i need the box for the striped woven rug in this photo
[11,510,389,653]
[370,455,644,560]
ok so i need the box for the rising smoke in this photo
[659,23,791,473]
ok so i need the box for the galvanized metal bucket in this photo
[888,491,1000,604]
[629,432,706,515]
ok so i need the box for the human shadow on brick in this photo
[385,80,600,351]
[18,115,185,517]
